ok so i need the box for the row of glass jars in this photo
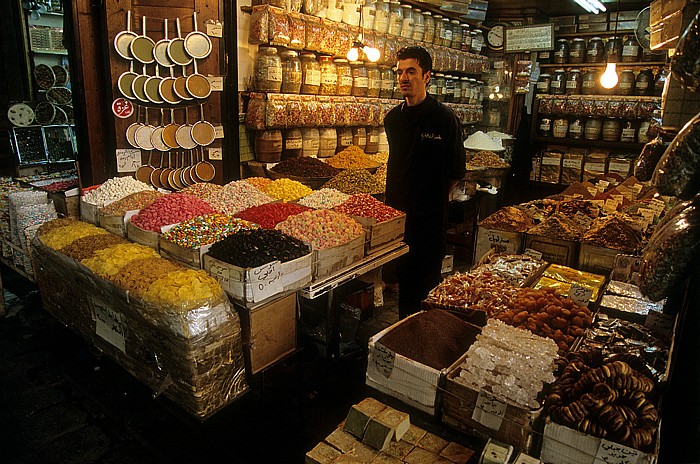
[294,0,485,52]
[538,116,651,143]
[257,126,385,161]
[537,68,658,96]
[429,74,485,104]
[541,36,656,65]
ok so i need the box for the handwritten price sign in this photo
[370,343,395,379]
[116,149,141,173]
[473,390,507,430]
[595,439,642,464]
[93,300,126,353]
[570,283,594,307]
[249,261,282,302]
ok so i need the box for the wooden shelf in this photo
[539,61,667,68]
[30,49,68,56]
[556,30,637,38]
[533,136,645,151]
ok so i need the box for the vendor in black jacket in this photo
[384,46,466,319]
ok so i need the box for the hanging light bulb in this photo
[363,45,381,63]
[347,44,360,62]
[600,62,619,89]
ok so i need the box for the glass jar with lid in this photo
[453,77,462,104]
[451,20,462,49]
[433,15,444,45]
[300,53,321,95]
[635,69,655,96]
[471,29,484,54]
[553,38,569,64]
[553,118,569,138]
[602,119,622,142]
[617,69,636,96]
[582,69,600,95]
[444,75,455,102]
[301,127,320,157]
[428,77,438,96]
[319,55,338,95]
[621,37,640,63]
[467,78,478,103]
[361,0,376,31]
[569,38,586,64]
[379,66,394,98]
[334,58,353,96]
[538,117,552,137]
[399,5,413,39]
[569,118,584,139]
[586,37,605,63]
[585,118,603,140]
[422,12,435,43]
[318,127,337,158]
[280,50,302,94]
[342,0,361,27]
[441,18,452,47]
[538,50,551,64]
[461,24,471,52]
[254,46,282,92]
[460,76,470,103]
[537,73,552,94]
[352,127,367,151]
[373,0,390,33]
[365,127,379,154]
[566,69,582,95]
[434,73,446,101]
[367,63,381,97]
[388,1,402,36]
[412,8,424,41]
[550,69,567,95]
[350,61,369,97]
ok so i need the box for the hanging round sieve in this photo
[168,17,193,66]
[191,104,216,146]
[150,109,170,152]
[144,66,164,104]
[162,109,180,149]
[158,67,180,105]
[130,15,155,65]
[125,105,143,148]
[131,65,150,103]
[134,108,156,150]
[150,152,165,189]
[114,10,137,60]
[154,18,174,68]
[117,61,139,99]
[135,151,155,185]
[175,108,197,150]
[184,12,212,60]
[173,65,194,101]
[185,58,211,99]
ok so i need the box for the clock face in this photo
[486,24,506,50]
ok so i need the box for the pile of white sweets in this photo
[82,177,153,207]
[456,319,558,409]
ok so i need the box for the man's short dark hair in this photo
[396,46,432,74]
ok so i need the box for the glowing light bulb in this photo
[363,46,381,63]
[346,47,359,62]
[600,62,618,89]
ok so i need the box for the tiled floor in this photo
[0,265,478,464]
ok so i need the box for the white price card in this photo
[514,452,542,464]
[569,283,594,307]
[472,390,507,430]
[207,76,224,91]
[645,310,675,338]
[486,230,512,246]
[93,300,126,353]
[523,248,543,260]
[207,259,231,287]
[208,147,222,160]
[123,209,139,226]
[588,187,600,197]
[214,125,225,139]
[594,438,642,464]
[248,261,283,302]
[206,22,223,38]
[116,149,141,173]
[370,342,396,379]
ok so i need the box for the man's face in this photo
[396,58,430,100]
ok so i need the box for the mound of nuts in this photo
[546,349,659,451]
[493,287,593,353]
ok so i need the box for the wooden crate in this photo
[48,191,79,218]
[353,214,406,255]
[474,226,525,263]
[126,220,159,250]
[233,292,298,375]
[202,252,312,308]
[313,235,365,280]
[159,237,211,269]
[31,237,249,419]
[524,234,579,267]
[99,212,128,238]
[441,366,542,453]
[80,198,100,225]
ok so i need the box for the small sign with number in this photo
[208,260,230,286]
[595,438,642,464]
[93,300,126,353]
[473,390,507,430]
[371,342,396,379]
[206,21,223,38]
[214,125,225,138]
[208,147,222,160]
[524,248,543,260]
[207,76,224,91]
[570,284,594,307]
[116,149,141,173]
[112,98,134,119]
[248,261,282,302]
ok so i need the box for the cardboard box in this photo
[577,22,608,33]
[353,214,406,256]
[552,15,577,26]
[577,243,622,274]
[608,20,639,31]
[99,212,128,238]
[609,10,642,21]
[203,252,312,307]
[474,226,525,263]
[48,191,79,218]
[577,13,608,23]
[554,24,577,34]
[159,238,212,269]
[80,198,100,225]
[365,312,481,416]
[442,365,542,452]
[524,234,579,267]
[313,235,365,280]
[234,292,297,374]
[126,220,159,249]
[540,419,657,464]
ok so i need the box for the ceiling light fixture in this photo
[347,6,380,62]
[600,0,621,89]
[573,0,599,14]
